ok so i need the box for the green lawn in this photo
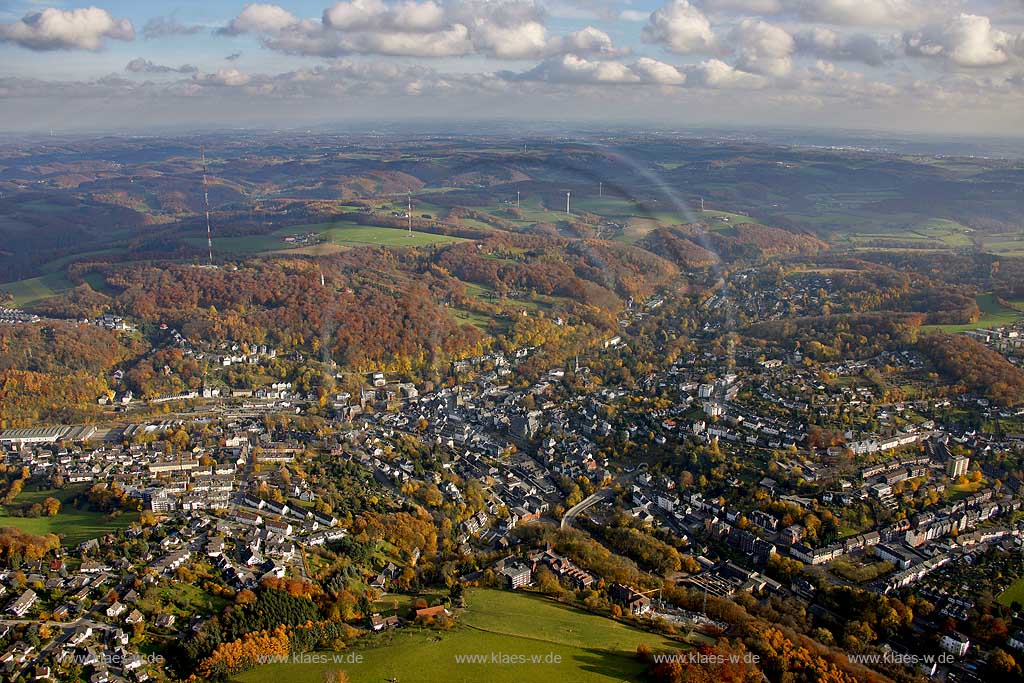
[156,582,229,616]
[2,271,73,307]
[0,508,139,546]
[292,221,467,248]
[450,307,502,332]
[182,220,467,256]
[998,575,1024,608]
[185,234,287,254]
[912,218,973,247]
[696,209,763,227]
[0,485,139,546]
[234,588,689,683]
[925,294,1023,333]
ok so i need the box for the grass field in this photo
[450,307,503,332]
[819,214,976,251]
[234,588,689,683]
[2,271,73,307]
[291,221,467,248]
[185,234,287,254]
[183,219,468,256]
[0,485,140,546]
[925,294,1023,333]
[998,576,1024,608]
[696,209,762,226]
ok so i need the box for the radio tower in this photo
[201,146,214,265]
[407,192,413,236]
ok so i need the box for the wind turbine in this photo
[565,191,571,216]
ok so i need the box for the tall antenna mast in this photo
[407,192,412,235]
[516,189,520,210]
[598,181,602,198]
[201,146,213,265]
[565,191,571,216]
[699,196,705,212]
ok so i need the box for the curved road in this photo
[560,489,614,529]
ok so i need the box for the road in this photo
[560,488,615,529]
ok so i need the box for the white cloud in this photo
[323,0,448,32]
[685,58,767,87]
[790,0,919,27]
[905,13,1019,67]
[619,10,649,21]
[794,27,893,66]
[221,4,302,35]
[801,60,899,97]
[514,53,685,84]
[469,18,548,58]
[222,0,623,59]
[631,56,688,83]
[193,68,252,87]
[642,0,717,54]
[700,0,784,13]
[730,18,794,76]
[0,6,134,51]
[549,26,627,57]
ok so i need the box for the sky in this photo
[0,0,1023,134]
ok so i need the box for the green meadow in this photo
[234,588,693,683]
[0,485,140,546]
[925,294,1023,333]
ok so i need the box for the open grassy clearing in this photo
[615,217,661,244]
[462,280,554,313]
[696,209,763,226]
[0,484,140,546]
[998,575,1024,608]
[924,294,1023,333]
[982,234,1024,257]
[450,306,507,333]
[911,218,973,246]
[297,221,467,248]
[234,588,689,683]
[2,271,73,307]
[183,220,468,254]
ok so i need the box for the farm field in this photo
[234,588,688,683]
[983,234,1024,257]
[818,215,975,251]
[925,294,1023,333]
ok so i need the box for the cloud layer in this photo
[0,1,1022,133]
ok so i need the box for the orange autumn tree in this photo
[195,625,290,680]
